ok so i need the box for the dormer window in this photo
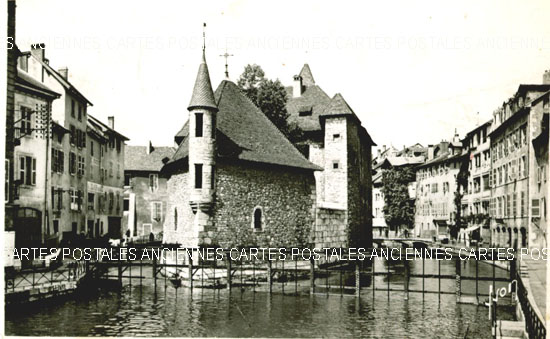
[298,105,312,116]
[195,113,203,137]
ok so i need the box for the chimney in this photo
[147,141,153,155]
[58,67,68,80]
[293,75,303,98]
[377,149,381,158]
[383,145,387,152]
[108,116,114,129]
[428,144,434,160]
[543,70,550,85]
[30,43,46,61]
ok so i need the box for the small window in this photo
[195,113,203,137]
[532,199,540,217]
[332,161,339,169]
[195,164,203,189]
[253,207,263,230]
[123,198,129,212]
[151,202,162,222]
[90,141,94,157]
[53,220,59,234]
[88,193,94,210]
[71,100,75,118]
[333,134,340,140]
[78,105,82,121]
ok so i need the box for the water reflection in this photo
[5,258,515,338]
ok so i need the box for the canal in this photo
[5,257,516,337]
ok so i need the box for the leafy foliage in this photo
[450,155,470,239]
[237,64,303,144]
[381,167,416,234]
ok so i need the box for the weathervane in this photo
[202,23,206,51]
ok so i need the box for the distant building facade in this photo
[414,133,464,239]
[460,121,492,246]
[489,80,550,249]
[527,88,549,249]
[123,143,175,240]
[372,145,426,237]
[16,44,128,245]
[13,69,60,249]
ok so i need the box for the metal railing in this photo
[517,273,546,339]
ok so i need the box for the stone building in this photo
[13,68,60,249]
[162,51,321,248]
[489,79,550,249]
[414,133,465,239]
[460,120,492,246]
[285,64,376,248]
[527,89,549,249]
[123,143,175,240]
[86,116,128,239]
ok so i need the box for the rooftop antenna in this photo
[220,48,234,80]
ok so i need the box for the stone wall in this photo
[314,207,347,248]
[210,162,316,248]
[162,168,196,246]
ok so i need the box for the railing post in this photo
[455,258,461,303]
[152,252,157,289]
[355,260,360,298]
[188,252,193,290]
[309,257,315,295]
[226,251,231,291]
[118,257,122,283]
[404,259,410,300]
[267,259,272,294]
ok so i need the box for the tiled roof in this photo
[285,84,331,131]
[168,80,321,171]
[188,51,218,111]
[16,68,61,98]
[320,93,357,117]
[125,145,176,172]
[299,64,315,86]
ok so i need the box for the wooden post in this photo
[188,253,193,290]
[404,259,410,300]
[267,259,272,294]
[355,260,360,298]
[118,258,122,283]
[309,258,315,295]
[152,253,157,289]
[226,252,231,291]
[455,258,461,303]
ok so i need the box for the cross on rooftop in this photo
[220,49,234,79]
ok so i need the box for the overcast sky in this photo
[14,0,550,150]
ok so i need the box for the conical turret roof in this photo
[188,51,218,111]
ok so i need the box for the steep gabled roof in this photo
[299,64,315,86]
[125,145,175,172]
[285,84,332,131]
[168,80,321,171]
[320,93,357,118]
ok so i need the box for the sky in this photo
[13,0,550,151]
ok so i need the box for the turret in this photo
[188,50,218,212]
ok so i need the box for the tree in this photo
[237,64,302,143]
[451,155,470,240]
[381,167,416,236]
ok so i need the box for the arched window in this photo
[253,207,263,231]
[174,208,178,230]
